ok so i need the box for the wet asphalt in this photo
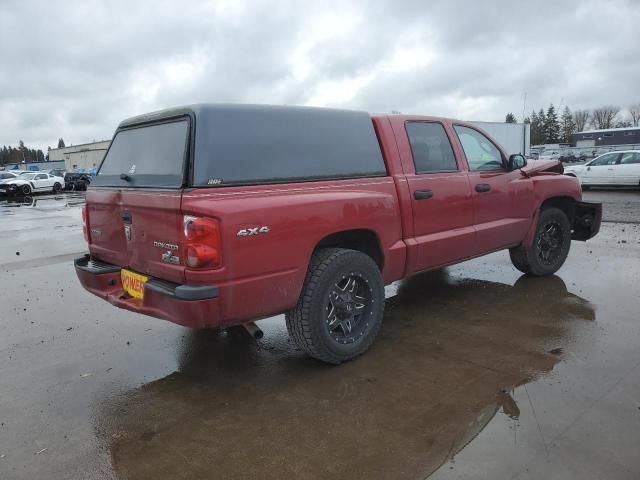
[0,190,639,480]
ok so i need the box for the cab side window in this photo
[406,122,457,173]
[35,174,47,180]
[454,126,504,171]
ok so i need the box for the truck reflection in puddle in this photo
[96,270,594,480]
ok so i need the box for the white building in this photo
[48,140,110,171]
[470,121,530,156]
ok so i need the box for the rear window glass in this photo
[192,107,386,186]
[406,122,457,173]
[93,120,189,188]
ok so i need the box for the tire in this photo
[21,184,31,195]
[53,182,62,193]
[509,207,572,276]
[285,248,385,364]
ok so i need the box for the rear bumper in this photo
[571,201,602,241]
[74,254,222,329]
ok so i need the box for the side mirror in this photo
[508,154,527,171]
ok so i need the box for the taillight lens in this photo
[183,216,221,268]
[81,207,89,243]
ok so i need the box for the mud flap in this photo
[572,201,602,241]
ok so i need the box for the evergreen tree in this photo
[58,138,66,148]
[529,109,546,145]
[560,106,577,143]
[543,104,560,143]
[505,113,517,123]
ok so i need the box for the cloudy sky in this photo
[1,0,639,150]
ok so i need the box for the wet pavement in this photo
[1,191,639,479]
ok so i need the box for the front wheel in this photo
[509,207,572,276]
[286,248,384,364]
[21,184,31,195]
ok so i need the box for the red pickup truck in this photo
[75,104,601,364]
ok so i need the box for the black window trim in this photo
[94,114,194,190]
[404,120,461,175]
[453,123,507,172]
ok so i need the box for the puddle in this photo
[94,270,595,480]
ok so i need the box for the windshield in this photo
[18,173,36,180]
[93,119,189,188]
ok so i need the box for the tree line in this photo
[505,103,640,145]
[0,138,66,166]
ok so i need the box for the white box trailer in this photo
[470,121,530,156]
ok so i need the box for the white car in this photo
[0,171,20,184]
[0,171,66,195]
[564,150,640,187]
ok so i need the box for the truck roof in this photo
[118,103,375,129]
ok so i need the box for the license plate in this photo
[121,269,149,299]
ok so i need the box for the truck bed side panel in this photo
[181,178,404,325]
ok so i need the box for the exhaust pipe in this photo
[242,322,264,340]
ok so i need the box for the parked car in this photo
[75,104,601,364]
[44,168,66,177]
[573,151,588,163]
[64,171,92,190]
[0,171,65,195]
[538,151,560,161]
[0,171,20,183]
[564,150,640,187]
[559,152,577,163]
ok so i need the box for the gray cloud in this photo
[1,0,639,150]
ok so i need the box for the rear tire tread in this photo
[285,248,383,364]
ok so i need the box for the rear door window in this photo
[619,152,640,164]
[93,119,189,188]
[406,122,457,173]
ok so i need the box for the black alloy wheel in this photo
[326,273,373,344]
[536,221,564,266]
[286,248,385,364]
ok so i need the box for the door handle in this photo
[413,189,433,200]
[121,210,132,224]
[475,183,491,193]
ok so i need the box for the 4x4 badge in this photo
[124,225,132,240]
[237,226,270,237]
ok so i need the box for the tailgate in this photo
[86,117,191,284]
[87,189,185,284]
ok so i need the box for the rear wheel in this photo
[509,207,571,276]
[53,182,62,193]
[286,248,384,364]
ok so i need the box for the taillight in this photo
[183,216,221,268]
[81,207,89,243]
